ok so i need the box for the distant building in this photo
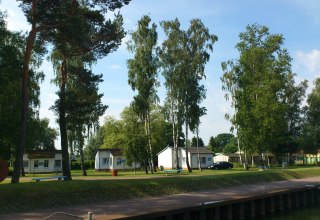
[95,148,141,171]
[23,150,62,173]
[157,146,214,169]
[213,153,242,163]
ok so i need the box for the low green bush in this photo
[71,160,95,170]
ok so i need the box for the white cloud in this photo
[295,49,320,78]
[2,0,29,32]
[110,64,121,69]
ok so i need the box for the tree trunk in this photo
[59,58,72,180]
[185,114,192,173]
[11,26,37,184]
[144,160,148,174]
[78,129,87,176]
[196,126,202,171]
[171,100,179,169]
[147,110,156,172]
[237,136,243,164]
[145,111,153,174]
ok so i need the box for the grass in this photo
[1,167,320,214]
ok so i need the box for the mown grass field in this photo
[1,166,320,214]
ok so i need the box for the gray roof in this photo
[181,147,213,154]
[96,148,123,156]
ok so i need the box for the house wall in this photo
[111,156,141,170]
[180,150,213,169]
[191,153,213,169]
[95,151,141,170]
[95,151,113,170]
[158,147,174,169]
[23,153,62,173]
[180,149,190,169]
[213,154,230,163]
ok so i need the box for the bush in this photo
[71,160,95,170]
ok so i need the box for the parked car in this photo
[208,161,233,170]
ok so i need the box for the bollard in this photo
[88,212,93,220]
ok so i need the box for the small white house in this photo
[157,146,214,169]
[95,148,141,171]
[23,150,62,173]
[213,153,242,163]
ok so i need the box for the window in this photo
[54,160,61,168]
[116,158,121,165]
[208,157,212,161]
[201,157,206,164]
[44,160,49,168]
[23,161,29,168]
[34,160,39,168]
[102,158,109,165]
[38,161,44,166]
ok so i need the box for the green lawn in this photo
[1,167,320,214]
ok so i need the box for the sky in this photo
[1,0,320,147]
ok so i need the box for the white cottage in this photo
[213,153,242,163]
[95,148,141,171]
[157,146,214,169]
[23,150,62,173]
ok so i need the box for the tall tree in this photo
[66,68,107,176]
[28,118,58,151]
[274,74,307,162]
[127,15,159,173]
[121,107,149,173]
[191,137,204,147]
[160,18,217,172]
[50,3,126,180]
[222,24,297,157]
[0,10,43,165]
[305,78,320,156]
[84,126,105,160]
[13,0,130,183]
[208,136,218,153]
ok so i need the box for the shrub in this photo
[71,160,95,170]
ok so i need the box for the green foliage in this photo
[84,127,105,160]
[160,18,217,171]
[71,160,95,170]
[301,78,320,154]
[0,11,43,160]
[127,15,160,172]
[100,106,172,166]
[28,118,58,151]
[223,137,238,153]
[208,133,234,153]
[191,137,205,147]
[222,24,306,155]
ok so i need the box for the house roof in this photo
[27,150,62,159]
[156,146,172,155]
[157,146,213,155]
[96,148,123,156]
[214,153,240,157]
[181,147,213,154]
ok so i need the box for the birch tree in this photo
[161,18,217,172]
[127,15,159,173]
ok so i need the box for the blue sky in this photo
[1,0,320,146]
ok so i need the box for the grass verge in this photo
[0,167,320,214]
